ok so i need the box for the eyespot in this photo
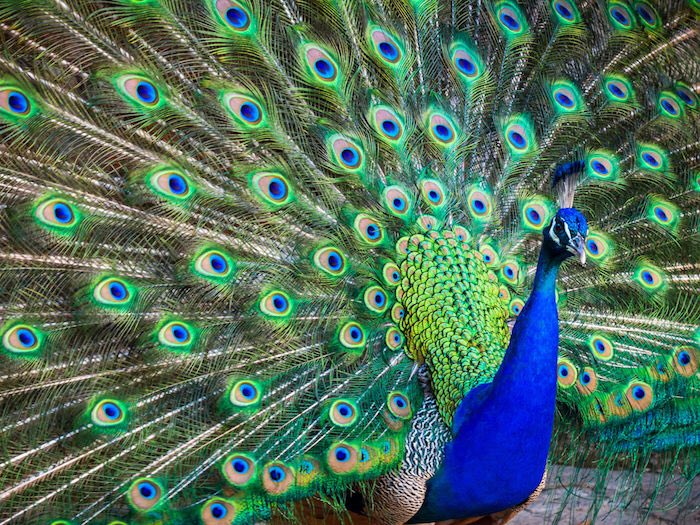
[382,262,401,287]
[551,83,579,111]
[520,198,552,231]
[496,4,526,35]
[158,320,195,350]
[327,443,358,474]
[383,186,412,217]
[557,358,577,388]
[635,2,660,29]
[201,498,235,525]
[223,453,256,486]
[603,75,635,103]
[391,304,405,323]
[223,92,265,127]
[634,264,665,292]
[504,122,530,152]
[371,106,405,142]
[149,168,194,201]
[213,0,253,32]
[296,456,320,486]
[194,249,235,282]
[658,92,683,118]
[353,214,384,245]
[479,244,499,267]
[468,189,493,220]
[638,146,667,171]
[498,285,511,303]
[93,277,135,308]
[452,225,471,243]
[500,260,520,285]
[385,327,404,350]
[584,233,611,261]
[416,215,438,232]
[263,462,294,495]
[304,45,338,83]
[370,29,402,64]
[250,171,293,207]
[576,367,598,395]
[260,290,293,318]
[329,136,364,171]
[229,380,262,407]
[589,334,614,361]
[648,199,679,229]
[387,391,412,419]
[674,82,697,109]
[509,298,524,316]
[91,399,127,427]
[672,346,698,377]
[34,197,81,233]
[608,3,634,29]
[313,246,347,277]
[451,45,482,80]
[117,75,161,108]
[426,113,457,146]
[1,323,44,355]
[128,478,163,511]
[551,0,580,23]
[338,322,366,349]
[0,87,32,117]
[625,382,653,411]
[363,286,389,314]
[420,179,446,207]
[329,399,359,427]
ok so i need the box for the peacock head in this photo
[544,208,588,265]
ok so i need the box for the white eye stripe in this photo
[563,221,572,242]
[549,220,561,245]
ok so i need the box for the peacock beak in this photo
[567,234,586,266]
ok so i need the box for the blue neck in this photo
[411,243,564,522]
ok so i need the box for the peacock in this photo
[0,0,698,524]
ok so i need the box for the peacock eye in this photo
[554,223,563,234]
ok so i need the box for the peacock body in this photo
[0,0,698,524]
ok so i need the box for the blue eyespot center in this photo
[636,5,654,24]
[661,99,677,115]
[581,372,591,384]
[378,41,398,60]
[654,207,668,221]
[587,240,599,254]
[611,7,630,25]
[232,458,249,473]
[381,119,398,136]
[53,203,73,223]
[8,91,29,113]
[226,7,249,29]
[678,351,691,366]
[314,59,334,79]
[642,152,659,167]
[500,12,520,31]
[360,448,369,462]
[327,252,342,270]
[676,89,693,105]
[240,102,260,122]
[267,177,287,200]
[172,325,188,342]
[394,396,406,408]
[592,160,608,174]
[505,267,514,277]
[555,2,573,20]
[428,189,440,202]
[349,327,361,341]
[473,199,486,212]
[433,124,452,140]
[374,291,385,306]
[168,174,187,195]
[240,384,256,399]
[555,92,574,107]
[269,466,285,482]
[558,365,569,377]
[138,482,156,499]
[608,83,625,98]
[595,340,605,353]
[508,130,526,148]
[392,271,399,281]
[135,81,157,104]
[209,254,227,273]
[272,294,287,312]
[341,147,359,166]
[483,253,492,262]
[17,328,36,347]
[392,197,405,211]
[335,447,350,462]
[366,223,379,239]
[526,208,541,224]
[103,402,120,420]
[457,57,476,75]
[211,503,227,519]
[338,403,351,417]
[632,386,646,399]
[642,271,654,284]
[109,282,127,300]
